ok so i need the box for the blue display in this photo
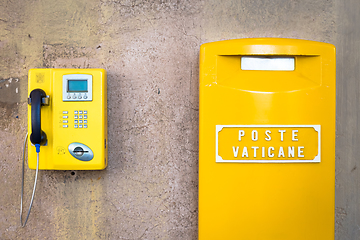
[68,80,88,92]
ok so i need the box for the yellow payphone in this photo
[21,69,107,226]
[27,68,107,170]
[199,39,335,239]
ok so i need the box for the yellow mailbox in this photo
[199,38,335,240]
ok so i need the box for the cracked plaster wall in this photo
[0,0,358,239]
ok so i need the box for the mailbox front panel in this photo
[199,38,335,240]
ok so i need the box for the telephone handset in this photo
[21,69,107,226]
[29,89,48,146]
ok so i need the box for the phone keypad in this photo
[62,110,88,128]
[73,110,88,128]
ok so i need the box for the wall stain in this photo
[0,102,19,131]
[42,43,96,68]
[0,77,20,103]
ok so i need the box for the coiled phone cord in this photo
[20,132,40,227]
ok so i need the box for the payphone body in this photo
[199,39,335,239]
[27,69,107,170]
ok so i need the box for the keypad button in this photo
[79,111,83,114]
[84,95,88,99]
[79,125,83,128]
[84,115,87,119]
[63,111,68,114]
[74,120,78,123]
[74,111,78,114]
[84,120,88,123]
[72,95,77,99]
[63,120,68,123]
[67,95,71,99]
[79,115,83,119]
[84,111,87,114]
[78,96,82,99]
[79,120,83,123]
[63,125,68,128]
[84,124,88,128]
[74,115,78,119]
[63,116,68,119]
[74,125,78,128]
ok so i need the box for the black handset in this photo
[29,89,48,145]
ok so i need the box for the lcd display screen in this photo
[68,80,88,92]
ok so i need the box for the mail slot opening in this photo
[241,56,295,71]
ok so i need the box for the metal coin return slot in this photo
[73,146,88,156]
[68,142,94,161]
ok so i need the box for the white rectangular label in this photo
[241,56,295,71]
[216,125,321,163]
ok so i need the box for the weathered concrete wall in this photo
[335,1,360,239]
[0,0,355,239]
